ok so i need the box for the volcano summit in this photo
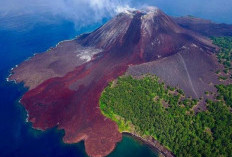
[9,7,230,157]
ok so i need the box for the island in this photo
[8,7,232,157]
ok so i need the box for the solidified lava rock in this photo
[9,7,218,157]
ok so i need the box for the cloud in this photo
[0,0,134,27]
[0,0,231,30]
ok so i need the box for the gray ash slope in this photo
[173,16,232,37]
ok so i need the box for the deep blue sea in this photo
[0,15,158,157]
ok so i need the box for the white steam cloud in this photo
[1,0,231,29]
[0,0,135,26]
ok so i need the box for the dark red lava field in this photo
[9,7,232,157]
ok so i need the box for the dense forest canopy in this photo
[212,36,232,79]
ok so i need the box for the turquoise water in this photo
[0,15,158,157]
[109,135,158,157]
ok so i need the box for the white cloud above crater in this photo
[0,0,134,26]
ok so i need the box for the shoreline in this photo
[8,62,174,157]
[5,29,174,157]
[122,132,174,157]
[6,65,18,82]
[6,34,78,84]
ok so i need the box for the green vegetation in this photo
[100,100,134,133]
[187,15,196,18]
[100,75,232,157]
[212,37,232,77]
[216,84,232,108]
[218,76,228,80]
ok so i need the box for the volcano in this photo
[9,7,219,157]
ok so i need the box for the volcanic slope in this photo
[173,16,232,37]
[9,7,217,157]
[126,43,220,99]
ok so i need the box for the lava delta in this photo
[9,7,228,157]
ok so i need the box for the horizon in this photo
[0,0,231,31]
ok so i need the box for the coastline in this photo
[122,132,174,157]
[5,20,175,157]
[6,65,18,82]
[5,34,78,84]
[8,58,174,157]
[6,65,173,157]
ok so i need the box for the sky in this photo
[0,0,231,29]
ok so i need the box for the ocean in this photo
[0,15,158,157]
